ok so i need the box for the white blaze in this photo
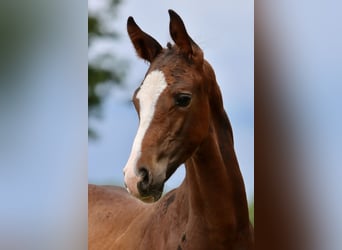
[123,70,168,193]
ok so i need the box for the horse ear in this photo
[127,17,162,62]
[168,9,196,57]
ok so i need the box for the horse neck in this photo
[181,80,250,232]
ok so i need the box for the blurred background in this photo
[88,0,254,207]
[255,1,342,249]
[0,0,87,249]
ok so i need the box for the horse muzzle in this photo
[124,166,164,202]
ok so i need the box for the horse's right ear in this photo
[127,17,162,63]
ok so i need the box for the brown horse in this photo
[89,10,254,250]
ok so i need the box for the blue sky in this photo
[88,0,254,201]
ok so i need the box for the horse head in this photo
[123,10,217,202]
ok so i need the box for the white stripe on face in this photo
[123,70,168,194]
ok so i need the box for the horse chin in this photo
[139,196,156,203]
[139,194,161,203]
[139,184,164,203]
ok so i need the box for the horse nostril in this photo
[137,167,151,195]
[139,167,149,185]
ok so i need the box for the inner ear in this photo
[127,16,162,62]
[168,9,193,56]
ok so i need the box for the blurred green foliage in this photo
[88,0,127,138]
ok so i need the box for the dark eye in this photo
[175,93,192,107]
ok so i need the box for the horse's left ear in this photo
[169,9,201,60]
[127,16,162,62]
